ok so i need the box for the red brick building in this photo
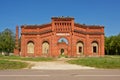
[14,17,104,57]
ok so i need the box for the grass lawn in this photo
[67,56,120,69]
[0,55,54,61]
[0,60,28,70]
[0,55,54,70]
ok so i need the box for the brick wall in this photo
[14,17,104,57]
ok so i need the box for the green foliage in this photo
[0,60,28,70]
[0,28,15,55]
[105,33,120,55]
[67,56,120,69]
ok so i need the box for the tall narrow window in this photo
[79,47,82,53]
[27,41,34,54]
[93,46,97,53]
[42,41,49,54]
[92,41,98,53]
[76,41,84,54]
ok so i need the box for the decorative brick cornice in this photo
[74,23,104,28]
[21,23,51,29]
[21,30,52,35]
[74,29,104,35]
[74,30,87,34]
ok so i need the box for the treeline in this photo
[0,29,15,55]
[105,33,120,55]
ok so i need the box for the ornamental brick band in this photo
[14,16,104,57]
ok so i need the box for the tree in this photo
[105,33,120,55]
[0,32,2,52]
[0,28,15,55]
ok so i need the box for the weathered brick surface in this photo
[14,17,104,57]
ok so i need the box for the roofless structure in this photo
[14,16,104,57]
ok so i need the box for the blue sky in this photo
[0,0,120,36]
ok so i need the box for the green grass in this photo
[21,57,54,61]
[0,55,53,70]
[0,60,28,70]
[67,56,120,69]
[0,55,53,61]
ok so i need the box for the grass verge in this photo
[0,60,28,70]
[67,56,120,69]
[0,55,53,61]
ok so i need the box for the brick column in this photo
[14,26,19,56]
[101,34,105,56]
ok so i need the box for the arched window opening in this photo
[42,41,49,54]
[76,41,84,54]
[92,41,98,53]
[27,41,34,54]
[58,38,68,44]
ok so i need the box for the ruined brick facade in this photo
[14,17,104,57]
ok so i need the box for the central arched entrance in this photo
[58,37,68,56]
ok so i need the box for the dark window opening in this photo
[79,46,82,53]
[93,46,97,53]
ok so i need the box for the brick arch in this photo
[57,37,69,44]
[41,39,50,44]
[26,39,35,45]
[91,40,99,45]
[42,40,50,44]
[57,37,69,56]
[76,40,84,44]
[27,40,34,44]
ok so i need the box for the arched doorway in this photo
[60,48,64,55]
[27,41,34,54]
[76,41,84,54]
[58,37,68,56]
[42,41,49,54]
[92,41,98,54]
